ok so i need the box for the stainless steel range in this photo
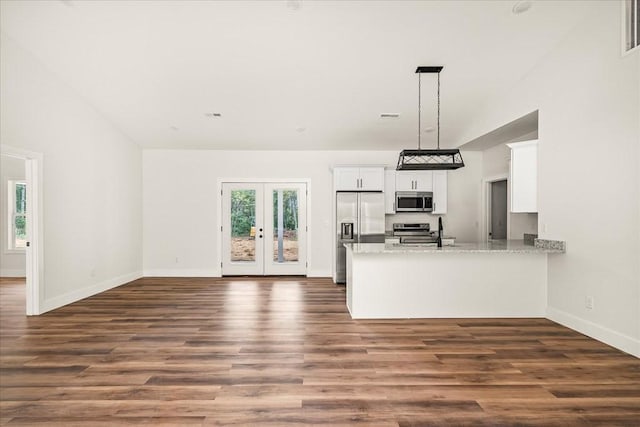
[392,223,438,244]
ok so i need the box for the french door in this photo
[221,182,307,276]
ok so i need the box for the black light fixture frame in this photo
[397,66,465,171]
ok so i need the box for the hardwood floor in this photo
[1,276,639,426]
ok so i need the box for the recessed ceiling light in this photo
[205,112,222,118]
[512,1,532,14]
[380,113,400,119]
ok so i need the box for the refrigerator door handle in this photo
[341,222,354,240]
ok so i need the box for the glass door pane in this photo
[263,183,307,276]
[272,189,299,263]
[222,183,264,276]
[230,189,256,262]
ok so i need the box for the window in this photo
[624,0,639,53]
[7,180,27,250]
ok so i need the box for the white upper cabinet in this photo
[384,168,396,214]
[507,140,538,213]
[432,170,447,214]
[334,167,384,191]
[383,169,447,214]
[395,171,433,191]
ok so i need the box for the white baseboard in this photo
[0,269,26,277]
[143,269,221,277]
[40,271,143,314]
[546,306,640,358]
[307,269,331,278]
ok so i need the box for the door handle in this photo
[341,222,354,239]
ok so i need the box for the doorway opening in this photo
[490,180,508,240]
[221,182,307,276]
[0,146,43,315]
[481,174,509,243]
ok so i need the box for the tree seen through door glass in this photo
[230,190,256,262]
[273,189,298,262]
[14,182,27,249]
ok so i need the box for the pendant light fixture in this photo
[397,66,465,171]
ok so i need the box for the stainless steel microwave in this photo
[395,191,433,212]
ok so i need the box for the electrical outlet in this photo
[585,296,594,310]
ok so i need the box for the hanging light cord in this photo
[418,72,421,150]
[437,71,440,150]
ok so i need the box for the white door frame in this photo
[1,145,44,315]
[217,178,311,276]
[481,174,509,243]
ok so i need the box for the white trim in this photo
[143,269,220,277]
[40,271,142,314]
[4,249,26,255]
[307,269,331,278]
[546,306,640,358]
[1,145,44,316]
[481,173,509,243]
[0,269,26,277]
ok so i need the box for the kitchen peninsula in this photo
[344,240,564,319]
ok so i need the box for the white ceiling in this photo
[1,1,591,150]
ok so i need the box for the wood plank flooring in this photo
[1,276,639,426]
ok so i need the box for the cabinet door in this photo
[396,171,433,191]
[358,167,384,191]
[334,167,360,191]
[395,171,416,191]
[384,169,396,214]
[508,141,537,213]
[432,170,447,214]
[414,171,433,191]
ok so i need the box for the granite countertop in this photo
[345,240,565,254]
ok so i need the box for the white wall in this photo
[143,150,482,277]
[0,155,26,276]
[0,34,143,312]
[459,2,640,356]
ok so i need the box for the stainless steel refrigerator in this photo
[335,192,385,284]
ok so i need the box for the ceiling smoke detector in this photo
[380,113,400,119]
